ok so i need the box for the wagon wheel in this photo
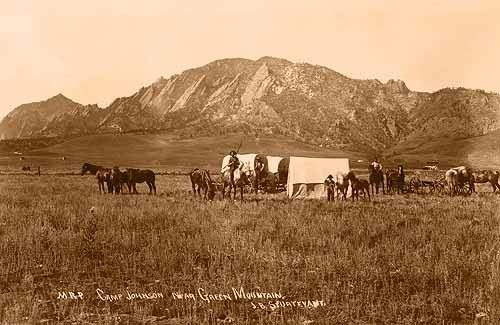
[434,182,444,194]
[461,182,473,196]
[409,176,421,194]
[429,181,436,194]
[438,179,447,194]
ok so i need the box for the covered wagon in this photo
[220,153,269,192]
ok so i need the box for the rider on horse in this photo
[370,157,383,172]
[228,150,240,188]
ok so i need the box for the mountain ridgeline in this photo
[1,57,500,155]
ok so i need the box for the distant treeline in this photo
[0,136,69,153]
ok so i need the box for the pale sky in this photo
[1,0,500,118]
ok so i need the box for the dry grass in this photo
[1,175,500,324]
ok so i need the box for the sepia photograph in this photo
[1,0,500,323]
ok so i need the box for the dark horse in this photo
[81,162,104,175]
[81,163,112,193]
[189,168,216,200]
[472,170,500,193]
[386,165,405,194]
[221,168,251,201]
[345,171,371,201]
[110,167,130,194]
[127,168,157,195]
[368,164,385,195]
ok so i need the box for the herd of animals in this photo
[79,161,500,202]
[80,163,157,195]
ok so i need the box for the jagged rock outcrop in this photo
[1,57,499,155]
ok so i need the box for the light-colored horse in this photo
[96,168,112,194]
[220,164,251,201]
[446,166,474,196]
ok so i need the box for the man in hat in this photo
[228,150,240,188]
[254,155,265,193]
[324,174,336,201]
[370,157,383,172]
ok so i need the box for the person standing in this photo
[228,151,240,189]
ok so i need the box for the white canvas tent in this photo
[267,156,284,173]
[287,157,350,199]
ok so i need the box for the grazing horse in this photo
[189,168,216,200]
[96,168,112,194]
[472,170,500,193]
[368,164,385,195]
[344,171,371,201]
[81,162,104,175]
[127,168,157,195]
[221,166,251,201]
[386,165,405,194]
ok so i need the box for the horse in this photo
[220,166,251,201]
[451,166,475,194]
[127,168,157,195]
[335,175,350,200]
[472,170,500,193]
[189,168,216,200]
[386,165,405,194]
[445,169,459,196]
[446,166,474,196]
[344,171,371,201]
[81,163,104,175]
[368,164,385,195]
[96,168,112,194]
[110,167,130,194]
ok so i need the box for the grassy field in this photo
[4,131,499,175]
[0,134,367,174]
[1,174,500,324]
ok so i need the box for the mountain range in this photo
[1,56,500,158]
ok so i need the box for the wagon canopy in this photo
[287,157,350,199]
[221,153,268,175]
[267,156,284,173]
[277,157,290,184]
